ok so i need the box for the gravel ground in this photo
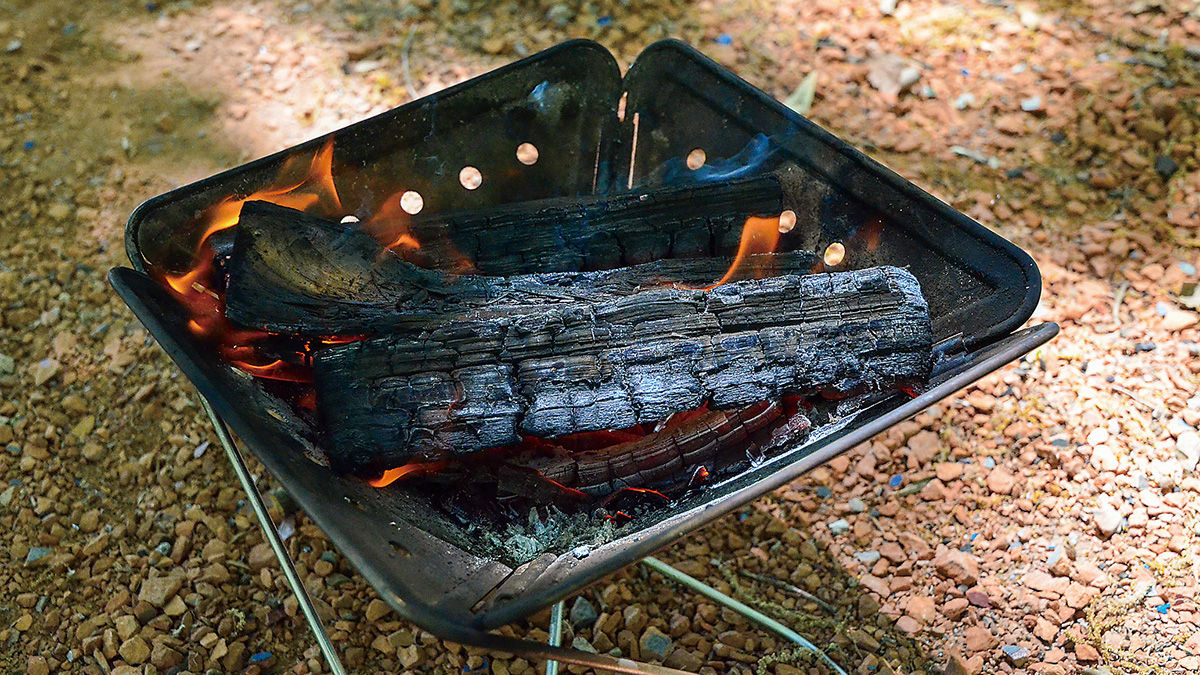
[2,1,1199,674]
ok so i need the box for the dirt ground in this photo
[1,0,1199,674]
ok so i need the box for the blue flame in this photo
[656,133,779,184]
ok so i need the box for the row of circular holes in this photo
[393,144,845,266]
[689,148,846,265]
[395,142,542,215]
[402,145,710,214]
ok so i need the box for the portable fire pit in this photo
[110,39,1057,672]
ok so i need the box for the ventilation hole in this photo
[388,540,411,558]
[617,92,628,122]
[399,190,424,215]
[458,166,483,190]
[778,210,797,233]
[824,242,846,267]
[516,142,539,165]
[340,215,360,224]
[686,148,706,170]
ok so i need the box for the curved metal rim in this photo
[123,38,621,275]
[624,38,1043,351]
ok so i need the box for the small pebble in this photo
[1155,155,1179,179]
[847,497,866,513]
[1163,310,1199,332]
[32,358,60,386]
[1002,645,1030,667]
[828,519,850,535]
[1176,432,1200,472]
[1020,96,1042,112]
[5,39,21,53]
[25,547,52,565]
[572,636,598,654]
[1168,418,1194,436]
[1018,8,1041,29]
[639,626,673,661]
[1094,504,1123,537]
[855,550,882,565]
[569,596,598,629]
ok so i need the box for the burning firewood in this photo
[395,173,785,276]
[508,400,812,497]
[313,265,933,472]
[223,200,817,337]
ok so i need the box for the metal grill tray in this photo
[111,39,1056,636]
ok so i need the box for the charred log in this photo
[224,200,814,337]
[313,266,933,472]
[401,173,785,275]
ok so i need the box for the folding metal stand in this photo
[116,37,1056,674]
[200,396,849,675]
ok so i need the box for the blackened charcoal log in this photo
[314,267,932,472]
[224,200,815,337]
[402,173,785,276]
[509,400,811,497]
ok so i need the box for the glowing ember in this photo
[369,461,446,488]
[606,487,669,503]
[230,359,313,383]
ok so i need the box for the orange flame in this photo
[364,190,477,274]
[855,217,884,253]
[230,359,313,383]
[368,461,447,488]
[367,191,423,253]
[686,214,783,290]
[156,137,346,383]
[190,137,342,255]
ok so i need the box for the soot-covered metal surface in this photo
[111,39,1056,635]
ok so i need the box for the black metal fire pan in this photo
[111,39,1057,636]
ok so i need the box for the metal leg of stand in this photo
[200,395,348,675]
[545,600,565,675]
[640,557,847,675]
[199,394,835,675]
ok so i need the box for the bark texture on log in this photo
[402,174,785,275]
[509,400,811,497]
[314,266,932,471]
[224,200,814,337]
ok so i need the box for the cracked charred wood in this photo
[313,266,933,472]
[223,200,815,337]
[402,173,785,276]
[507,400,812,497]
